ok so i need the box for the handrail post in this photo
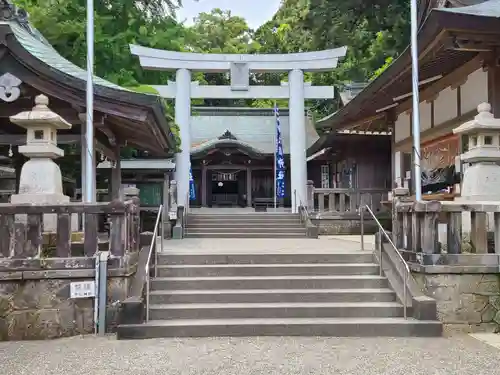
[360,206,364,251]
[404,272,407,319]
[145,269,150,322]
[362,204,410,320]
[145,204,164,323]
[379,227,383,277]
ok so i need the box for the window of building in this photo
[321,164,330,188]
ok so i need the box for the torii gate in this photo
[130,45,347,212]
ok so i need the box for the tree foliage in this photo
[14,0,410,123]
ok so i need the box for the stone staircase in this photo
[185,213,308,238]
[117,252,442,339]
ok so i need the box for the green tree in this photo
[185,8,260,106]
[15,0,187,87]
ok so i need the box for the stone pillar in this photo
[169,180,178,218]
[289,68,307,213]
[174,68,191,208]
[392,187,409,247]
[162,173,170,238]
[306,180,314,211]
[10,95,72,231]
[201,164,207,207]
[247,167,252,207]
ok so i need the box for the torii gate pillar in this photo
[174,68,191,207]
[130,45,347,212]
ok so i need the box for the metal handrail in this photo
[360,204,410,319]
[145,204,164,322]
[294,189,310,220]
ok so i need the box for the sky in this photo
[177,0,282,29]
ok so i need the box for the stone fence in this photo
[306,183,390,235]
[394,200,500,331]
[0,199,142,340]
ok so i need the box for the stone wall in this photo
[0,257,136,341]
[413,272,500,330]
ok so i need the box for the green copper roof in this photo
[439,0,500,16]
[190,107,319,154]
[7,21,131,92]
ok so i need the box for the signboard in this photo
[137,183,163,207]
[70,281,96,299]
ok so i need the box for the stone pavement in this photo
[164,235,376,254]
[1,333,499,375]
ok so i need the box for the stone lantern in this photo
[9,94,72,231]
[453,102,500,201]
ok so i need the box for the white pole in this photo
[85,0,95,203]
[410,0,422,201]
[273,102,277,211]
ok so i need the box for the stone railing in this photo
[395,200,500,263]
[312,188,388,215]
[0,199,140,259]
[393,200,500,329]
[0,199,142,340]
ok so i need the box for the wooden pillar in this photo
[487,48,500,117]
[110,144,122,200]
[387,110,397,188]
[201,164,207,207]
[247,167,252,207]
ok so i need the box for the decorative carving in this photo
[0,73,21,102]
[0,1,28,25]
[218,129,237,140]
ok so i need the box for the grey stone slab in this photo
[156,263,380,277]
[148,288,397,304]
[148,302,405,320]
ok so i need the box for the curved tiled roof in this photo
[190,107,319,154]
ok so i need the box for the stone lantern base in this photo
[461,162,500,201]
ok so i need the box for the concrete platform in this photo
[163,235,375,254]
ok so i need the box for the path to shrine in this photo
[1,236,499,374]
[1,331,500,374]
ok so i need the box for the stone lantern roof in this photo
[453,103,500,164]
[10,94,72,130]
[10,94,71,159]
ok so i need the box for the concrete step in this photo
[187,219,301,224]
[184,232,307,238]
[157,253,375,265]
[156,263,380,277]
[148,302,404,320]
[188,214,299,220]
[149,288,397,304]
[151,275,388,290]
[117,317,443,339]
[185,227,306,235]
[187,222,304,229]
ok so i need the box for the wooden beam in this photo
[96,120,117,146]
[320,113,385,131]
[397,54,483,115]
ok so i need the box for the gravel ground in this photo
[1,334,499,375]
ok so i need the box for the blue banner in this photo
[275,105,286,199]
[189,165,196,201]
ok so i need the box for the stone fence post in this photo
[306,180,314,211]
